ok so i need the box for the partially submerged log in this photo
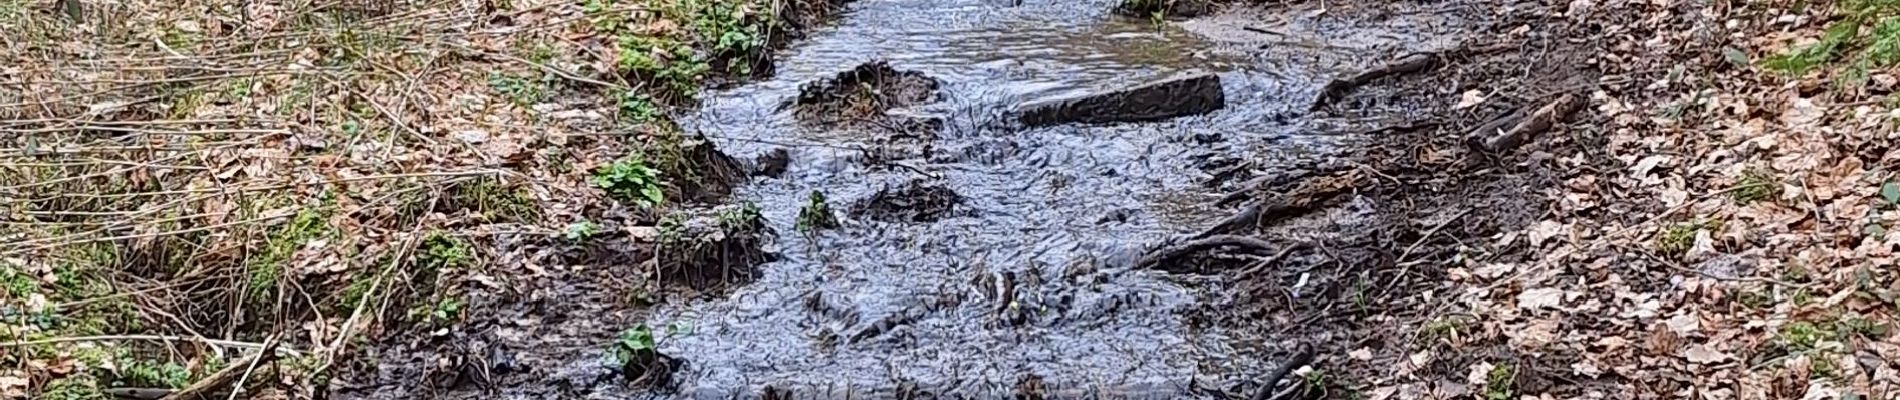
[1015,71,1225,126]
[1197,171,1361,239]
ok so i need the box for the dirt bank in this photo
[0,0,847,398]
[1180,0,1900,398]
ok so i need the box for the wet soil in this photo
[335,0,1605,397]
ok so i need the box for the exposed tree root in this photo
[1198,171,1361,238]
[1309,42,1515,112]
[1135,234,1279,272]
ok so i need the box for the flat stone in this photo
[1015,71,1224,127]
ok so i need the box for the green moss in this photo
[1655,219,1722,256]
[247,204,333,300]
[418,232,473,273]
[1763,20,1860,75]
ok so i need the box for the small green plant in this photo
[407,296,464,325]
[617,91,663,123]
[1420,315,1470,343]
[795,190,839,233]
[611,325,657,364]
[40,375,109,400]
[657,213,688,244]
[1484,363,1514,400]
[1351,277,1372,315]
[566,220,602,241]
[1779,321,1832,352]
[1301,368,1329,398]
[1655,219,1721,256]
[488,72,546,106]
[117,357,191,389]
[418,232,473,271]
[1731,169,1782,204]
[616,34,708,100]
[593,156,665,207]
[716,201,763,232]
[681,0,773,75]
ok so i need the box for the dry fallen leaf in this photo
[1517,287,1565,310]
[1682,344,1729,364]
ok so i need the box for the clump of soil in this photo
[655,130,747,203]
[792,61,943,136]
[752,148,791,177]
[850,181,963,222]
[656,203,776,291]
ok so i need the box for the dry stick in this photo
[222,335,277,400]
[1309,52,1439,112]
[1396,209,1473,263]
[440,40,626,89]
[310,235,415,377]
[2,212,294,255]
[0,335,299,356]
[159,337,278,400]
[20,169,508,201]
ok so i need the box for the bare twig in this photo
[1,335,300,356]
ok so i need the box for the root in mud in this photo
[792,61,944,136]
[657,203,776,291]
[849,181,963,223]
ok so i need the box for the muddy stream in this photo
[337,0,1490,398]
[650,0,1465,397]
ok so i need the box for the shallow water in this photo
[652,0,1352,396]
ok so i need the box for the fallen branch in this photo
[1477,93,1584,152]
[159,337,279,400]
[1309,53,1438,112]
[1,335,300,356]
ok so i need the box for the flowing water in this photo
[333,0,1483,398]
[651,0,1376,396]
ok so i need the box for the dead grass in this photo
[0,0,833,397]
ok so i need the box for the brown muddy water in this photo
[336,0,1483,398]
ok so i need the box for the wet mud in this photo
[336,0,1603,397]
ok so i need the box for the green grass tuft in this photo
[1731,169,1782,204]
